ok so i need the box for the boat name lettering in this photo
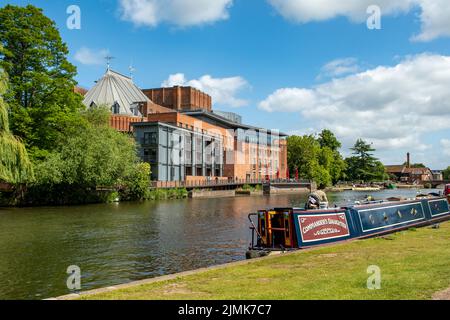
[302,217,348,234]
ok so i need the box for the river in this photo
[0,188,441,299]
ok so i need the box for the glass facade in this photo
[134,122,224,182]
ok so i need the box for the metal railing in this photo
[150,178,311,189]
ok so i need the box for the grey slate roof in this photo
[83,69,149,116]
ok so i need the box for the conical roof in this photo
[83,69,149,116]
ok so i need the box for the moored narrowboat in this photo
[246,194,450,259]
[445,184,450,200]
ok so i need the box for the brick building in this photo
[83,69,288,182]
[385,153,434,183]
[143,86,212,112]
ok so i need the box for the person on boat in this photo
[306,190,329,210]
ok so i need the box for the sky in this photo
[2,0,450,169]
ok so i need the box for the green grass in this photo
[84,222,450,300]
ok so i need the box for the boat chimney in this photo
[407,152,411,168]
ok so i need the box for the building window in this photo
[144,148,157,163]
[143,132,157,145]
[112,102,120,114]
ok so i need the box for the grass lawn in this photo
[84,222,450,300]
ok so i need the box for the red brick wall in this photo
[110,115,143,132]
[141,101,176,117]
[143,86,212,112]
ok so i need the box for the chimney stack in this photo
[407,152,411,168]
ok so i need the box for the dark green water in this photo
[0,188,439,300]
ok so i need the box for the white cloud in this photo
[412,0,450,41]
[162,73,249,107]
[317,58,361,80]
[259,54,450,153]
[268,0,414,23]
[441,139,450,156]
[268,0,450,42]
[119,0,233,27]
[74,47,110,66]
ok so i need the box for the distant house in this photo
[385,153,434,183]
[404,167,433,182]
[385,165,409,182]
[432,170,444,181]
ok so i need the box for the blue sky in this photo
[3,0,450,169]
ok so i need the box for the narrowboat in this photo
[246,194,450,259]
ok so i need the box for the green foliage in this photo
[319,145,347,185]
[0,6,155,205]
[0,67,33,184]
[120,163,152,201]
[443,167,450,180]
[287,135,323,182]
[0,5,82,155]
[34,112,137,187]
[239,184,262,192]
[287,132,390,185]
[318,129,342,152]
[26,107,151,205]
[345,139,387,182]
[287,131,346,188]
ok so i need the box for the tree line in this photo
[287,130,388,188]
[444,167,450,180]
[0,5,151,205]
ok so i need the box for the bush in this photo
[119,163,151,201]
[239,184,263,192]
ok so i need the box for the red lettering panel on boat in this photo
[298,213,350,243]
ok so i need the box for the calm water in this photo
[0,188,440,300]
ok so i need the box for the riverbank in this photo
[59,220,450,300]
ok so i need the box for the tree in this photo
[443,167,450,180]
[318,129,342,152]
[0,5,82,156]
[0,67,32,184]
[30,107,151,204]
[287,135,332,188]
[317,130,346,184]
[345,139,387,181]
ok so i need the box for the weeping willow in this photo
[0,68,33,184]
